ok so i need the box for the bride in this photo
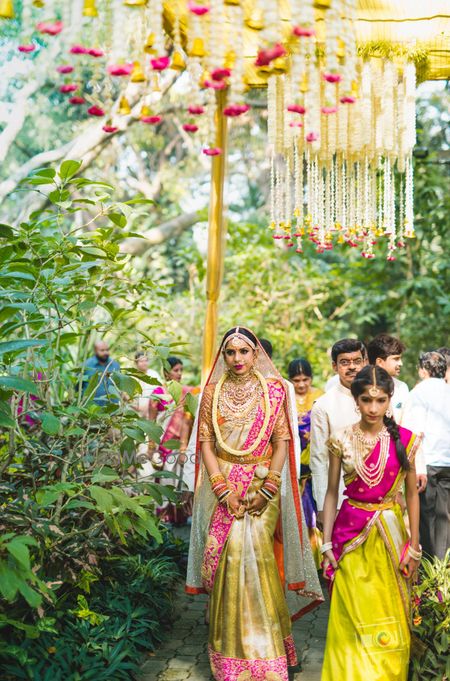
[186,326,322,681]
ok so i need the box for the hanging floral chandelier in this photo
[2,0,421,259]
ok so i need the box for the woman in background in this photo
[288,358,323,566]
[150,356,197,523]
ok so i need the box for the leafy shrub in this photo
[409,550,450,681]
[0,530,187,680]
[0,162,190,678]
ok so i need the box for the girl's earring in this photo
[355,404,360,413]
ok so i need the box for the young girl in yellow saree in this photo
[321,365,422,681]
[186,327,323,681]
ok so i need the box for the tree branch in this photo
[121,210,204,255]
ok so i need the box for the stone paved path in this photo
[139,583,329,681]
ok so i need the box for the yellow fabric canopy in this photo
[355,1,450,80]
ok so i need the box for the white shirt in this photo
[310,382,359,511]
[391,378,409,423]
[401,378,450,468]
[325,374,339,391]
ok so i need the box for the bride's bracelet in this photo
[320,542,333,555]
[407,544,422,561]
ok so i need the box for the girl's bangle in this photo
[320,542,333,555]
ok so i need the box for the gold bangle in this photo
[210,473,225,485]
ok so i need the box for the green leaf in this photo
[0,412,15,428]
[160,438,180,450]
[0,339,47,357]
[35,489,62,507]
[17,580,42,608]
[91,467,120,483]
[59,160,82,181]
[89,486,114,513]
[32,167,56,179]
[0,376,38,395]
[135,420,163,442]
[108,213,127,228]
[111,372,141,397]
[40,412,60,436]
[185,391,199,418]
[166,380,182,405]
[0,224,14,239]
[6,539,31,570]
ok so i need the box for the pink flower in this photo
[69,96,85,105]
[87,105,105,117]
[188,1,209,16]
[59,84,78,93]
[203,79,227,90]
[437,590,443,603]
[323,72,342,83]
[255,43,286,67]
[150,56,170,71]
[188,105,205,115]
[272,234,284,240]
[292,25,315,38]
[287,104,306,114]
[387,255,396,261]
[203,147,222,156]
[141,115,162,124]
[223,103,250,117]
[182,123,199,133]
[57,65,74,74]
[296,247,303,253]
[306,132,318,142]
[70,44,89,55]
[321,106,337,114]
[88,48,104,58]
[37,20,63,36]
[107,63,133,76]
[18,44,36,53]
[289,121,303,128]
[102,125,118,133]
[210,67,231,81]
[340,95,356,104]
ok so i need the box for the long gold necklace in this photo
[212,369,271,456]
[353,425,390,488]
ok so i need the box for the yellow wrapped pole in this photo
[201,89,228,384]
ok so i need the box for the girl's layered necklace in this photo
[353,425,390,488]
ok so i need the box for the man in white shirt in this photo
[402,352,450,559]
[310,339,365,526]
[367,333,427,492]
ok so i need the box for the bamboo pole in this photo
[201,89,228,384]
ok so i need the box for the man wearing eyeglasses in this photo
[310,338,366,529]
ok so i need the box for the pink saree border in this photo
[201,380,286,593]
[208,634,297,681]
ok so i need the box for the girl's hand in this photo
[247,491,268,517]
[399,554,420,580]
[226,491,247,518]
[322,549,338,579]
